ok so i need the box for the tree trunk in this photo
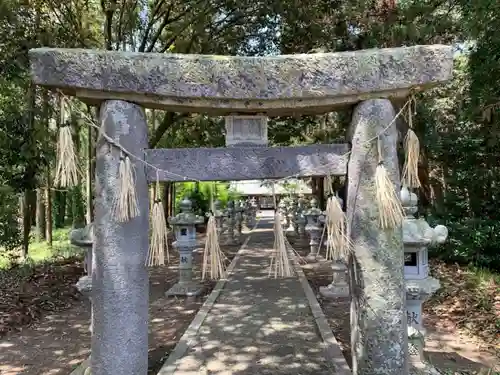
[317,177,325,209]
[21,191,32,259]
[70,113,85,228]
[54,191,67,228]
[35,188,46,241]
[45,183,53,246]
[42,89,53,245]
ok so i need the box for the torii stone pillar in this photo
[347,99,407,375]
[93,101,149,375]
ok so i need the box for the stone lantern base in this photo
[166,282,204,297]
[319,261,350,298]
[76,275,93,333]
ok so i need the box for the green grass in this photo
[0,227,83,270]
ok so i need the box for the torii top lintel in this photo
[29,45,453,116]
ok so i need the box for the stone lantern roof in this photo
[401,187,448,247]
[169,197,204,226]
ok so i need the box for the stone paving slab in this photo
[161,219,336,375]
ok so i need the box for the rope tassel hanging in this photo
[402,97,421,189]
[54,105,79,188]
[146,176,169,267]
[269,211,293,278]
[269,183,293,278]
[112,152,139,222]
[375,137,404,229]
[324,194,350,262]
[202,186,227,280]
[202,215,227,280]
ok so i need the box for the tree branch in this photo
[138,0,167,52]
[149,112,188,148]
[101,0,117,50]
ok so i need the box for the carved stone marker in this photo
[225,115,268,147]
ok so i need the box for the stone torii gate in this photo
[29,45,453,375]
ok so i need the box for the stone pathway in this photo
[161,217,336,375]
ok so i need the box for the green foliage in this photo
[0,226,80,270]
[70,186,86,228]
[174,182,240,215]
[429,216,500,271]
[0,186,22,252]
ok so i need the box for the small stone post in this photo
[304,198,323,262]
[401,187,448,365]
[346,99,407,375]
[93,100,149,375]
[166,197,204,297]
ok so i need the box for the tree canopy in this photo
[0,0,499,270]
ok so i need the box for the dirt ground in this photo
[1,229,498,375]
[0,235,246,375]
[290,236,500,375]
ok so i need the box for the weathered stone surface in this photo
[93,100,149,375]
[346,99,407,375]
[145,143,348,182]
[29,45,453,115]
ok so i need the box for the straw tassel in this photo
[146,179,170,266]
[269,211,293,278]
[112,153,139,222]
[54,123,79,187]
[202,214,227,280]
[202,187,227,280]
[402,99,421,188]
[375,137,404,229]
[324,194,350,262]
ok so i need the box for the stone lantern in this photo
[304,198,323,262]
[401,187,448,362]
[285,197,297,235]
[69,223,94,333]
[224,200,237,245]
[234,200,245,240]
[296,195,307,237]
[278,198,287,223]
[246,197,257,227]
[166,197,205,297]
[212,199,226,237]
